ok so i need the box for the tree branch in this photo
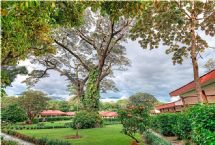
[54,39,90,71]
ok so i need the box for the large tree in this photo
[129,92,159,109]
[130,1,215,102]
[25,8,131,111]
[18,90,50,124]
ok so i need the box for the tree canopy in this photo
[18,90,50,123]
[129,92,159,109]
[130,1,215,102]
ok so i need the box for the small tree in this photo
[2,104,27,123]
[18,90,49,124]
[119,105,150,143]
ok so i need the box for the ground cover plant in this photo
[17,124,142,145]
[144,131,171,145]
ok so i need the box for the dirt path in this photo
[1,132,35,145]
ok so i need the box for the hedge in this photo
[150,104,215,145]
[38,116,73,122]
[150,113,177,136]
[144,131,171,145]
[172,112,191,140]
[187,104,215,145]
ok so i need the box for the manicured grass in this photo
[17,124,144,145]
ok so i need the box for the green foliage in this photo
[58,101,70,112]
[187,104,215,145]
[1,66,28,88]
[18,90,50,123]
[1,96,18,108]
[116,99,129,109]
[2,129,70,145]
[2,140,19,145]
[118,105,150,142]
[82,69,100,111]
[72,110,102,129]
[172,112,192,140]
[103,118,120,125]
[32,118,39,124]
[151,104,215,144]
[100,102,118,111]
[99,1,146,21]
[1,1,56,66]
[144,131,171,145]
[151,113,177,136]
[2,104,27,123]
[131,1,215,64]
[129,92,159,109]
[40,116,73,122]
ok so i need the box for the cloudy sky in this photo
[6,39,215,103]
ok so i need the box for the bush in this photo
[37,137,70,145]
[153,113,177,136]
[149,115,160,132]
[39,116,73,122]
[32,118,39,124]
[144,131,171,145]
[188,104,215,145]
[72,111,102,129]
[172,112,191,140]
[2,104,27,123]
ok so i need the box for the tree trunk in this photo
[190,1,204,103]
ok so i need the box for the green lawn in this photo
[17,124,144,145]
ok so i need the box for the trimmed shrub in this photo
[144,131,171,145]
[37,137,71,145]
[149,115,160,132]
[32,118,39,124]
[188,104,215,145]
[72,111,102,129]
[172,112,191,140]
[39,116,73,122]
[153,113,177,136]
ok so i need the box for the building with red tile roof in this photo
[40,110,66,116]
[65,112,76,116]
[99,111,118,118]
[170,69,215,105]
[153,69,215,113]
